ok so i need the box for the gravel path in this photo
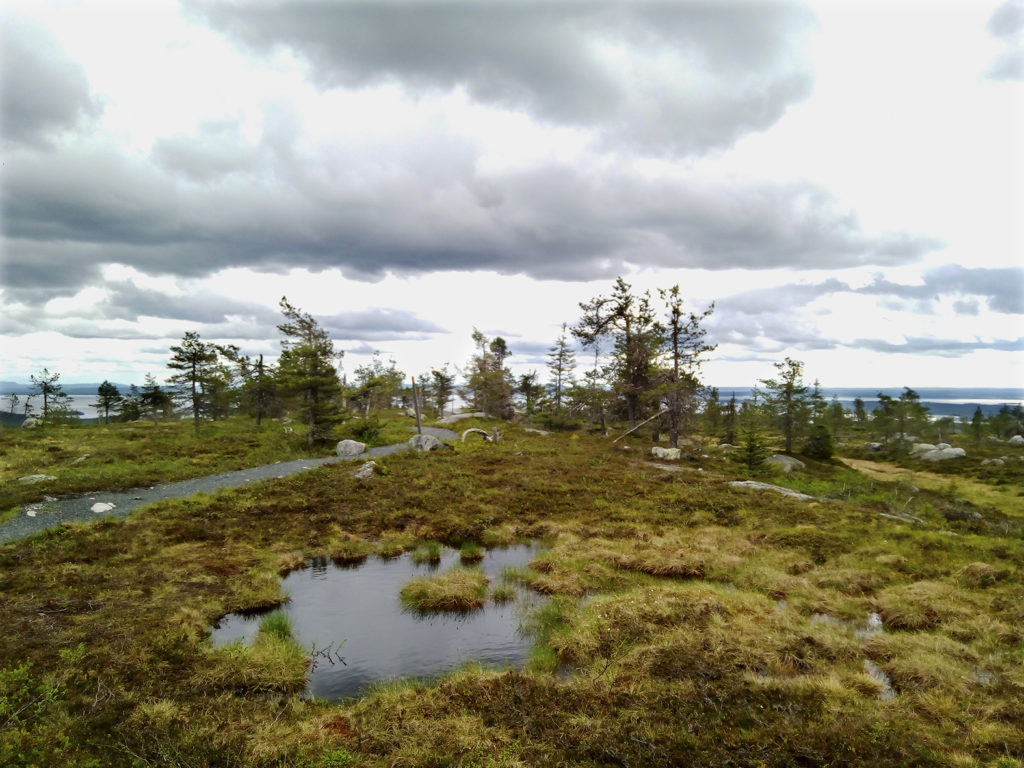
[0,427,458,545]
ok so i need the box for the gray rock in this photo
[71,454,90,465]
[408,434,443,451]
[766,454,805,474]
[21,417,39,428]
[910,443,937,457]
[981,458,1005,467]
[18,474,57,484]
[729,480,816,501]
[862,442,884,452]
[90,502,116,514]
[352,461,377,480]
[336,439,367,457]
[523,428,550,436]
[1009,435,1024,446]
[651,446,681,460]
[919,446,966,461]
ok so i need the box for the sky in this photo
[1,0,1022,390]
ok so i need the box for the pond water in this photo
[211,543,544,700]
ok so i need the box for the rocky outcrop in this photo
[18,474,56,484]
[766,454,805,474]
[912,443,966,461]
[729,480,816,501]
[336,439,367,457]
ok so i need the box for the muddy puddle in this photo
[212,543,544,700]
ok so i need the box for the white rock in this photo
[981,458,1005,467]
[21,417,40,428]
[765,454,805,474]
[651,446,681,460]
[336,439,366,457]
[910,443,937,457]
[18,474,57,484]
[90,502,116,514]
[935,442,952,450]
[408,434,443,451]
[523,428,550,436]
[1009,435,1024,446]
[352,461,377,480]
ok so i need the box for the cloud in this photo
[856,266,1024,314]
[985,0,1024,81]
[187,0,816,156]
[0,13,99,146]
[321,308,448,340]
[852,336,1024,357]
[3,136,941,287]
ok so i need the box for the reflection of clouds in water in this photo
[211,544,543,700]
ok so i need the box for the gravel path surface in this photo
[0,427,458,545]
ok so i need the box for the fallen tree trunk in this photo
[462,427,502,443]
[613,409,668,444]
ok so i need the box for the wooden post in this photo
[613,408,668,443]
[411,376,422,435]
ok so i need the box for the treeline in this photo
[7,281,1024,452]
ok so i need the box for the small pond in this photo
[211,543,544,700]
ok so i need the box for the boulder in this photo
[336,439,366,457]
[766,454,805,474]
[21,417,39,428]
[651,446,681,460]
[919,446,966,461]
[352,461,377,480]
[910,443,937,457]
[408,434,443,451]
[981,458,1005,467]
[862,442,884,452]
[523,428,550,436]
[90,502,116,514]
[18,474,56,484]
[1009,435,1024,446]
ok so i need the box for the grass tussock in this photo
[400,568,490,612]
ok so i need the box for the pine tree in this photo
[658,285,714,448]
[970,406,985,447]
[93,380,122,425]
[758,358,808,454]
[574,277,662,429]
[547,323,576,414]
[276,297,344,446]
[430,366,455,417]
[167,331,219,435]
[29,368,69,420]
[140,375,173,425]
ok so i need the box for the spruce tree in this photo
[547,323,576,414]
[758,358,808,454]
[93,380,122,425]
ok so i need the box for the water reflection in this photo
[212,544,543,700]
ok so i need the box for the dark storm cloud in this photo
[0,13,99,146]
[985,0,1024,81]
[3,139,941,286]
[186,0,815,155]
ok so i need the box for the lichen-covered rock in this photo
[910,443,937,457]
[1009,435,1024,446]
[766,454,805,473]
[651,446,681,460]
[21,417,39,428]
[18,474,56,484]
[336,439,367,457]
[352,461,377,480]
[408,434,443,451]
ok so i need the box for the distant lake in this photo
[5,394,104,420]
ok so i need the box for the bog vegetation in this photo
[2,280,1023,767]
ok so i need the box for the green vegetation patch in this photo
[400,568,490,612]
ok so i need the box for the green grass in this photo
[0,427,1021,766]
[0,416,334,522]
[410,540,443,565]
[459,540,485,563]
[399,568,490,612]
